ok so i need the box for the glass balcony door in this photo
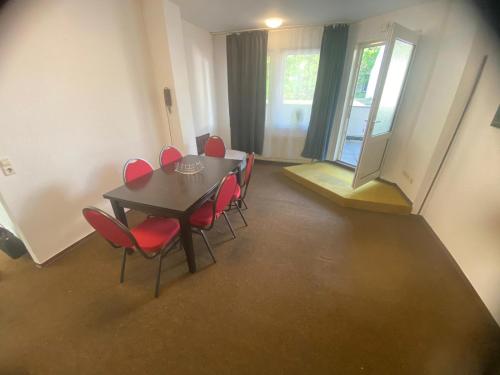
[338,43,386,167]
[352,24,418,189]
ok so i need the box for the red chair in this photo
[159,145,182,167]
[190,172,238,254]
[123,158,153,183]
[82,207,186,297]
[204,136,226,157]
[230,153,255,226]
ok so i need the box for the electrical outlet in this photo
[0,158,15,176]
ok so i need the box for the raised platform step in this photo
[283,162,412,215]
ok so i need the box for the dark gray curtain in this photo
[226,31,268,154]
[302,24,349,160]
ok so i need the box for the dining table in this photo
[224,149,247,169]
[103,155,242,273]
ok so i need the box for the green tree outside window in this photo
[283,53,320,102]
[355,47,381,99]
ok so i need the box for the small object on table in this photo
[175,159,204,175]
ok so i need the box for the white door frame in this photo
[352,24,419,188]
[333,40,387,165]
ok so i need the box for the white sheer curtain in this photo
[263,26,323,161]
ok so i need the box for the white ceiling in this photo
[171,0,435,32]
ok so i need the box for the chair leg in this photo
[236,204,248,226]
[155,253,164,298]
[241,198,248,210]
[222,211,236,239]
[200,230,216,263]
[120,248,127,283]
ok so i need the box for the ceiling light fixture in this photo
[265,18,283,29]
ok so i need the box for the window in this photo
[262,26,323,160]
[283,52,319,104]
[265,50,319,131]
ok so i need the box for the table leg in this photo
[180,216,196,273]
[110,200,128,226]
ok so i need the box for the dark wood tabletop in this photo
[104,155,241,215]
[103,155,242,273]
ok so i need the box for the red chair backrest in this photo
[82,207,135,248]
[159,145,182,167]
[123,159,153,183]
[244,153,255,186]
[215,173,237,213]
[205,136,226,157]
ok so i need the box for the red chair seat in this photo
[189,201,220,228]
[131,217,180,253]
[232,184,241,200]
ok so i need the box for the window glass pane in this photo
[354,45,385,106]
[283,52,319,104]
[268,51,319,130]
[372,40,414,136]
[339,44,385,166]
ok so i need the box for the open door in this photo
[352,24,418,189]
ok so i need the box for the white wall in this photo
[393,0,478,206]
[141,0,197,155]
[0,0,165,263]
[140,0,176,149]
[421,26,500,325]
[163,0,197,154]
[183,20,217,137]
[0,196,16,235]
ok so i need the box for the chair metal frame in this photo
[229,152,255,225]
[83,207,206,298]
[191,172,238,255]
[238,152,255,209]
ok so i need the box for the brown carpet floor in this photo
[1,162,499,375]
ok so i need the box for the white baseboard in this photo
[255,156,311,164]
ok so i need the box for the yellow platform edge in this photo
[282,164,412,215]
